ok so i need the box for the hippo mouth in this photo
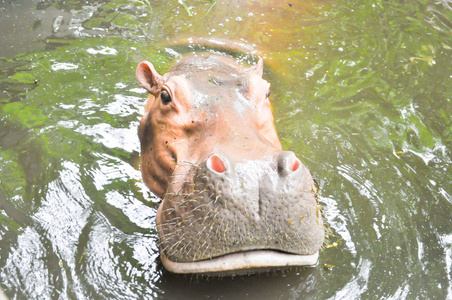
[160,250,319,275]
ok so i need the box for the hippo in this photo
[136,52,324,275]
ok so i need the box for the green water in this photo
[0,0,451,299]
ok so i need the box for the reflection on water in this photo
[0,0,451,299]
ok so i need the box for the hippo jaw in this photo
[156,153,324,275]
[160,250,319,275]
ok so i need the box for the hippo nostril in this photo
[276,151,302,176]
[291,158,301,172]
[207,154,226,173]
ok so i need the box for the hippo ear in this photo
[136,61,163,95]
[247,58,263,78]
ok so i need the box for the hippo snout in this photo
[157,151,324,268]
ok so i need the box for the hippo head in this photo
[136,53,324,275]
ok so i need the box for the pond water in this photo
[0,0,451,299]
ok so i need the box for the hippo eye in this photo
[160,90,172,105]
[266,89,271,98]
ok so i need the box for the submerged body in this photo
[136,53,324,275]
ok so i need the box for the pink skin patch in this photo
[207,154,226,173]
[292,158,301,172]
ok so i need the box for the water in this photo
[0,0,451,299]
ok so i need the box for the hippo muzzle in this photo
[136,53,324,275]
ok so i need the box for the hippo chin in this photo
[136,53,324,275]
